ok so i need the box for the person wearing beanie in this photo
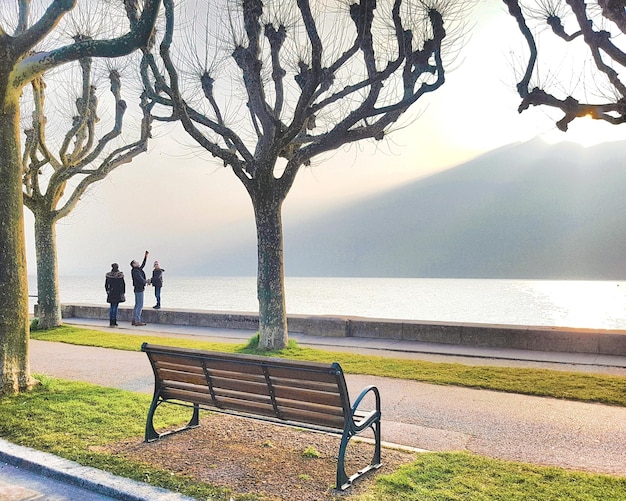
[105,263,125,327]
[130,250,149,325]
[151,260,165,309]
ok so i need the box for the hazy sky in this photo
[24,1,626,277]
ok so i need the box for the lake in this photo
[28,276,626,330]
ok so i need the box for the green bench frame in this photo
[141,342,382,490]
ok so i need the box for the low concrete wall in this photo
[57,303,626,356]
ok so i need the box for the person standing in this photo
[151,260,165,309]
[130,250,149,326]
[105,263,125,327]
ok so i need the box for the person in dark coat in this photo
[105,263,125,327]
[130,250,149,326]
[151,260,165,309]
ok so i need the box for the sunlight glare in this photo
[540,116,626,148]
[532,281,626,330]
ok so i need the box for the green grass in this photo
[357,452,626,500]
[1,376,625,500]
[32,325,626,406]
[301,446,322,458]
[0,376,247,500]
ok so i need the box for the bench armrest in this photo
[350,385,381,431]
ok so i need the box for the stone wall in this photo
[57,303,626,356]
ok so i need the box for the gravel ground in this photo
[100,413,416,500]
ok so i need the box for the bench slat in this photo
[267,376,342,393]
[266,365,340,383]
[276,398,345,418]
[161,387,214,406]
[152,356,205,371]
[272,385,343,408]
[212,395,278,416]
[161,381,210,394]
[278,407,346,430]
[209,377,270,396]
[156,368,207,385]
[205,369,266,384]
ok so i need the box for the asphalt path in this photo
[29,335,626,478]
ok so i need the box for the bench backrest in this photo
[142,343,352,431]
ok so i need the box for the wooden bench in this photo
[141,342,382,490]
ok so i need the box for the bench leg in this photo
[145,399,200,442]
[145,392,162,442]
[336,419,382,491]
[188,403,200,427]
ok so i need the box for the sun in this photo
[540,115,626,148]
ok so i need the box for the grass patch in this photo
[31,325,626,406]
[31,325,240,353]
[357,451,626,500]
[0,375,244,500]
[1,377,625,500]
[301,446,322,458]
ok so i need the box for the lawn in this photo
[2,376,626,500]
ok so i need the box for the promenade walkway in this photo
[6,317,626,498]
[34,317,626,473]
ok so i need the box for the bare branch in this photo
[12,0,161,89]
[12,0,76,56]
[599,0,626,34]
[144,0,252,176]
[22,56,153,223]
[506,0,626,129]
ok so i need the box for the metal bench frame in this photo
[141,342,382,490]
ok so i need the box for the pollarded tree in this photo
[22,55,153,330]
[0,0,160,395]
[504,0,626,130]
[142,0,469,350]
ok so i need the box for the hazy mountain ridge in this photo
[201,138,626,279]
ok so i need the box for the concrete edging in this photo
[0,438,195,501]
[56,304,626,357]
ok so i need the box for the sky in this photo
[22,1,626,277]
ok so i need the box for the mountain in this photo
[199,138,626,279]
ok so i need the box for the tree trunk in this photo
[253,195,288,350]
[34,214,62,329]
[0,94,36,395]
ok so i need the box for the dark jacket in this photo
[105,271,126,304]
[151,268,165,288]
[132,255,148,292]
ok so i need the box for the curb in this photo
[0,438,196,501]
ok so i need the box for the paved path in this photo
[29,319,626,478]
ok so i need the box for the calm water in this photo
[28,276,626,330]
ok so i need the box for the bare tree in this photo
[22,55,153,330]
[0,0,160,395]
[142,0,469,350]
[504,0,626,131]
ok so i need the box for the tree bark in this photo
[33,214,61,329]
[252,193,288,350]
[0,94,36,395]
